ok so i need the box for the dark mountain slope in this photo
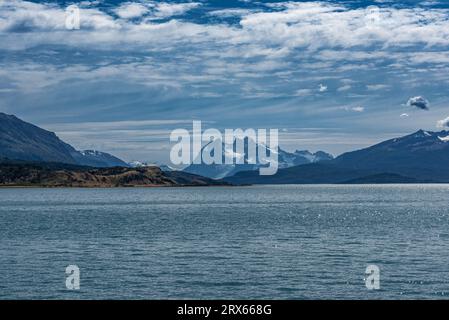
[0,112,129,167]
[225,130,449,184]
[332,130,449,180]
[72,150,129,167]
[0,113,78,164]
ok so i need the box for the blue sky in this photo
[1,0,449,163]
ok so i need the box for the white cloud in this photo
[437,116,449,128]
[2,1,449,51]
[1,0,449,106]
[408,52,449,64]
[208,8,255,18]
[319,84,328,92]
[420,1,441,6]
[337,85,351,92]
[151,2,201,19]
[114,1,201,20]
[0,88,15,93]
[114,3,149,19]
[294,89,313,97]
[366,84,389,91]
[46,119,195,130]
[343,106,364,112]
[406,96,430,110]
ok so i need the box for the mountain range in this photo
[3,112,449,185]
[0,112,232,187]
[183,138,333,179]
[224,129,449,184]
[128,160,175,172]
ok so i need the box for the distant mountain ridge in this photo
[183,137,333,179]
[73,150,128,168]
[225,129,449,184]
[330,129,449,181]
[0,112,128,168]
[128,160,175,171]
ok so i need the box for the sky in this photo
[1,0,449,163]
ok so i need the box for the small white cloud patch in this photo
[407,96,430,110]
[114,3,149,19]
[437,116,449,128]
[366,84,389,91]
[295,89,313,97]
[337,85,351,92]
[342,106,364,112]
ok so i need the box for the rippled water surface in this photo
[1,185,449,299]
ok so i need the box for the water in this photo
[1,185,449,300]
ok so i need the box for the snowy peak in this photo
[129,160,150,168]
[294,150,334,163]
[387,129,449,149]
[333,128,449,173]
[73,150,129,168]
[225,129,449,185]
[409,129,449,139]
[413,129,431,138]
[184,138,334,179]
[438,135,449,142]
[129,161,176,172]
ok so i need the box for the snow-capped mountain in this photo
[128,161,176,172]
[293,150,334,163]
[278,149,333,168]
[0,112,129,168]
[332,129,449,172]
[225,129,449,184]
[128,160,151,168]
[72,150,129,168]
[183,137,333,179]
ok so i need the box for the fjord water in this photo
[1,185,449,299]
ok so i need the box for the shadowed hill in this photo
[0,160,229,187]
